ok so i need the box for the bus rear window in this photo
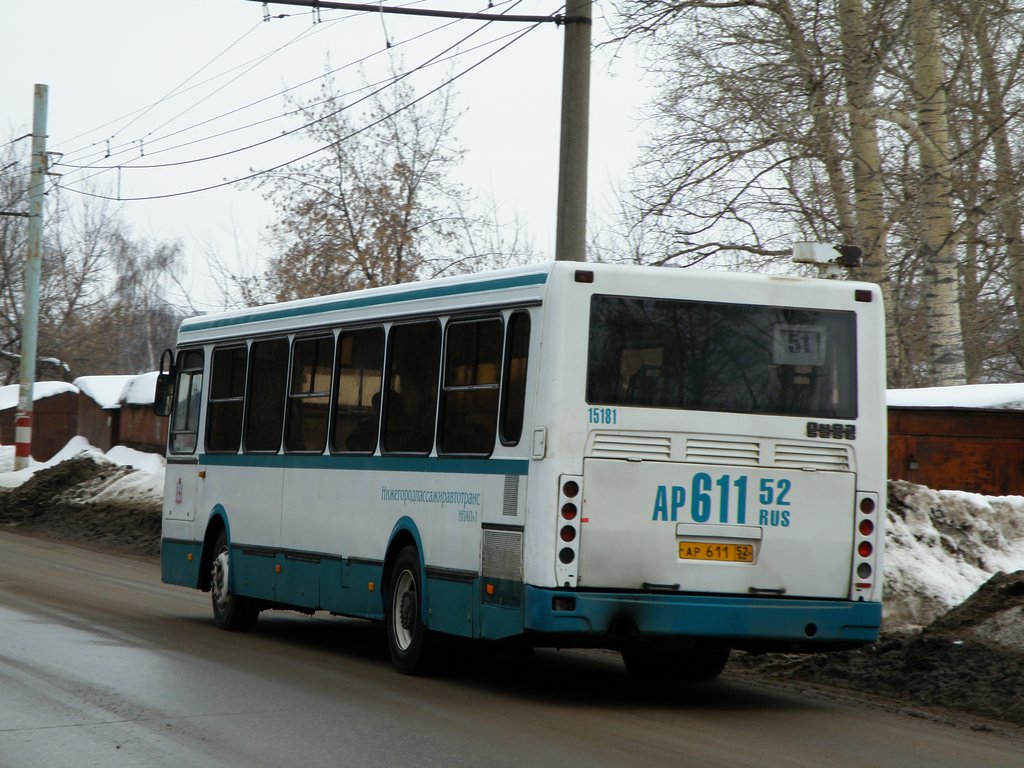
[587,295,857,419]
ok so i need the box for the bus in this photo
[157,260,885,678]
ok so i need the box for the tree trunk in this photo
[911,0,965,386]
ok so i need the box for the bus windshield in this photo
[586,295,858,419]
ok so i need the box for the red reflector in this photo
[856,582,872,589]
[575,270,594,283]
[855,289,872,302]
[859,519,875,536]
[858,541,873,557]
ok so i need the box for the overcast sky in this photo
[1,1,651,311]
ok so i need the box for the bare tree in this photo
[613,0,1024,386]
[255,73,477,301]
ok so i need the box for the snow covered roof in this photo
[120,371,159,406]
[888,383,1024,410]
[0,381,78,412]
[73,375,136,410]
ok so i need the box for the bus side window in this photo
[382,321,441,454]
[285,335,334,453]
[244,337,289,452]
[170,349,204,455]
[332,327,384,453]
[500,311,530,446]
[439,318,502,455]
[206,345,248,453]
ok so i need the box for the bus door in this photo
[165,349,205,527]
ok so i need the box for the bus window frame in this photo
[380,318,442,456]
[243,335,291,454]
[284,332,335,454]
[329,324,386,456]
[205,343,249,454]
[169,348,204,456]
[437,314,503,458]
[498,309,531,447]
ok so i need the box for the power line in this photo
[57,5,533,178]
[57,25,528,176]
[53,0,526,184]
[53,0,455,165]
[59,20,543,203]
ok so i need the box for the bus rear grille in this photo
[590,433,672,460]
[482,529,523,581]
[685,439,760,466]
[774,442,851,470]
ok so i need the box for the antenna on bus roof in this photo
[792,242,863,279]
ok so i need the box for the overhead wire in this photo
[53,0,469,167]
[56,7,491,175]
[57,0,540,184]
[59,18,545,203]
[58,23,531,177]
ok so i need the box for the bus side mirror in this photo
[154,348,176,417]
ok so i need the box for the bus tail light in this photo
[555,475,583,587]
[850,491,880,599]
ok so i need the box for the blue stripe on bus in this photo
[523,587,882,644]
[199,453,529,475]
[182,272,549,333]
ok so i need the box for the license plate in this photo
[678,541,754,562]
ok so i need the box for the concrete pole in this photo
[554,1,591,262]
[15,84,48,470]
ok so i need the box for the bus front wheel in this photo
[386,546,434,675]
[210,530,259,631]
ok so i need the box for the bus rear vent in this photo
[503,475,520,516]
[590,432,672,460]
[482,529,523,582]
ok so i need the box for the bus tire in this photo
[386,546,434,675]
[622,642,730,682]
[210,530,259,631]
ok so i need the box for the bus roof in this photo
[178,261,880,344]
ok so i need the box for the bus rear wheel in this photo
[210,530,259,631]
[386,546,434,675]
[621,641,730,682]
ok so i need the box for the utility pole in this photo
[248,0,592,261]
[15,84,48,470]
[553,0,591,262]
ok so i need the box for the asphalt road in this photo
[0,530,1021,768]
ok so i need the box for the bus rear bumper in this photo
[523,587,882,649]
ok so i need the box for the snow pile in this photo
[92,445,165,504]
[0,436,164,503]
[884,481,1024,631]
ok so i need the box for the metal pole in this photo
[15,84,48,469]
[554,1,591,262]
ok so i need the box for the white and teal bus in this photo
[157,261,885,677]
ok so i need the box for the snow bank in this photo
[888,382,1024,409]
[73,375,136,409]
[0,381,78,412]
[120,371,159,405]
[884,481,1024,630]
[0,436,162,491]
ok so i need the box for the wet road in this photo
[0,530,1021,768]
